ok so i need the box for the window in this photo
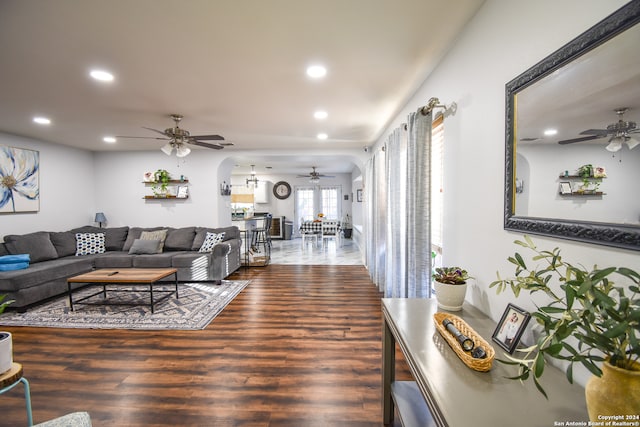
[294,185,342,227]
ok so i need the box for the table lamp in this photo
[94,212,107,228]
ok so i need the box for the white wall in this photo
[93,150,228,228]
[517,142,639,223]
[0,132,96,238]
[372,0,638,320]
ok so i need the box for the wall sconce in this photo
[220,181,232,196]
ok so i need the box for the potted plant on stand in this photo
[342,214,352,239]
[0,294,14,374]
[489,236,639,419]
[432,267,471,311]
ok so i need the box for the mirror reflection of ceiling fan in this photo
[558,107,639,152]
[117,114,233,157]
[297,166,335,183]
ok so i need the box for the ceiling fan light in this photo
[160,143,174,156]
[605,141,622,152]
[626,137,639,150]
[310,177,320,184]
[176,145,191,157]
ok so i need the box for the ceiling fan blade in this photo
[318,174,335,178]
[142,126,170,137]
[579,129,608,136]
[558,135,604,145]
[188,140,224,150]
[296,175,311,178]
[115,135,169,140]
[189,134,225,141]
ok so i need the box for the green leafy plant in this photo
[489,235,640,398]
[152,169,171,196]
[577,164,595,191]
[433,267,470,285]
[0,294,13,314]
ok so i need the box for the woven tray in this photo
[433,312,495,372]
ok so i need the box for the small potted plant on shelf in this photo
[152,169,171,197]
[0,294,14,374]
[432,266,471,311]
[489,235,639,419]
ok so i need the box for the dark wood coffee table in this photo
[67,268,178,313]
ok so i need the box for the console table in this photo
[382,298,589,426]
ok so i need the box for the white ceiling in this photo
[0,0,484,174]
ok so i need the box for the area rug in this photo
[0,280,250,330]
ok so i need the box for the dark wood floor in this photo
[0,265,411,426]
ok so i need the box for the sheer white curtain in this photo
[365,109,433,297]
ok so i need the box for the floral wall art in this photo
[0,146,40,213]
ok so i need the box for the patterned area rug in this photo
[0,280,250,330]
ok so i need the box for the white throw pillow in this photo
[198,232,225,253]
[75,233,106,256]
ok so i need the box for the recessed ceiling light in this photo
[90,69,114,82]
[33,117,51,125]
[544,129,558,136]
[103,136,116,143]
[306,65,327,79]
[314,111,328,120]
[317,133,328,140]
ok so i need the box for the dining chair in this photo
[320,220,341,248]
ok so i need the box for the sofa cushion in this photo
[192,227,238,250]
[0,243,8,256]
[92,252,133,269]
[198,232,225,253]
[132,252,175,268]
[0,257,94,292]
[164,227,196,251]
[140,229,168,251]
[71,226,129,251]
[50,231,77,258]
[128,239,162,255]
[75,233,106,256]
[122,227,165,251]
[4,231,59,263]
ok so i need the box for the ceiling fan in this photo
[297,166,335,183]
[117,114,233,157]
[558,108,639,151]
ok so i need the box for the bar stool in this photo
[251,214,272,263]
[0,362,33,426]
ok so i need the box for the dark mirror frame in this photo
[504,1,640,251]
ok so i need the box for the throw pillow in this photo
[128,239,162,255]
[198,232,225,253]
[75,233,106,256]
[4,231,59,263]
[140,229,168,251]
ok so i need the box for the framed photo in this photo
[492,303,531,353]
[177,186,189,199]
[356,189,363,202]
[560,181,572,195]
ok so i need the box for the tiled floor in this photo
[269,237,364,265]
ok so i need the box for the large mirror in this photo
[504,1,640,251]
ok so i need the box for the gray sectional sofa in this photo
[0,225,242,310]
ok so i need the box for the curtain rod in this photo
[419,97,446,115]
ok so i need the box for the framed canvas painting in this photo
[0,146,40,213]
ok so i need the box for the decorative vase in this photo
[433,280,467,311]
[0,332,12,374]
[585,360,640,421]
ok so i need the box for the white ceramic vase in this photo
[434,281,467,311]
[0,331,12,374]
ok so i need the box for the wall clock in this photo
[273,181,291,200]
